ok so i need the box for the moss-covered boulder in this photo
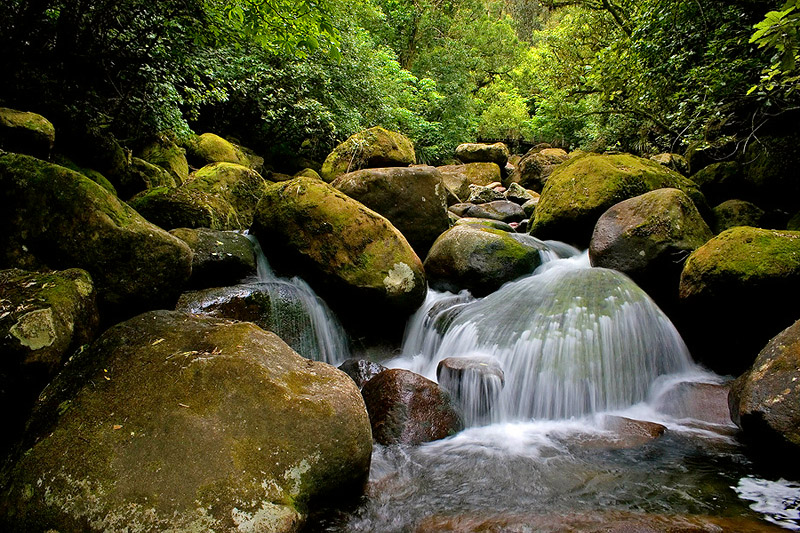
[331,166,449,257]
[251,177,426,335]
[0,310,372,532]
[690,161,744,206]
[169,228,256,289]
[139,136,189,185]
[650,153,689,176]
[128,186,239,230]
[589,188,713,310]
[437,163,502,203]
[512,147,569,192]
[729,318,800,461]
[53,156,118,196]
[712,199,766,234]
[187,162,269,228]
[0,107,55,159]
[530,152,708,247]
[115,156,177,199]
[678,227,800,374]
[184,132,254,169]
[320,127,416,182]
[361,368,463,445]
[455,142,509,166]
[424,224,544,296]
[0,268,99,453]
[0,154,192,321]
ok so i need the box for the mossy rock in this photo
[0,268,99,454]
[650,153,689,176]
[169,228,256,289]
[250,177,426,336]
[128,186,240,230]
[512,147,569,192]
[729,318,800,461]
[295,168,322,180]
[54,156,118,196]
[117,157,177,199]
[187,162,270,228]
[139,137,189,185]
[0,107,55,159]
[530,152,708,247]
[454,143,510,166]
[361,368,463,445]
[331,165,449,257]
[454,217,516,232]
[740,131,800,211]
[0,310,372,532]
[458,200,526,224]
[712,199,766,234]
[678,227,800,374]
[437,163,502,203]
[424,224,544,296]
[0,154,193,322]
[689,161,744,206]
[320,127,416,182]
[184,132,253,169]
[589,188,713,312]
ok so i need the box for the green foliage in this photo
[749,0,800,103]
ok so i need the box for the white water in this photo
[390,250,696,424]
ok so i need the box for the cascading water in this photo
[394,248,694,424]
[180,234,349,365]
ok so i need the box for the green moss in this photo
[320,127,416,182]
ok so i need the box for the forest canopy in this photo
[0,0,796,166]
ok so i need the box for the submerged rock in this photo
[729,318,800,458]
[321,127,416,182]
[437,356,504,422]
[0,153,192,321]
[332,165,449,257]
[678,227,800,374]
[362,368,463,445]
[531,152,707,247]
[169,228,256,289]
[0,310,372,532]
[654,382,732,426]
[338,358,388,389]
[424,224,544,296]
[251,177,426,336]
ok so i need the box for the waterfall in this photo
[395,248,694,424]
[180,234,351,365]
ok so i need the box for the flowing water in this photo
[304,242,800,532]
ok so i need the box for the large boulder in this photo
[331,166,450,257]
[0,268,99,452]
[320,127,416,182]
[455,142,509,166]
[438,163,502,202]
[512,147,569,192]
[530,152,708,247]
[115,156,177,199]
[0,311,372,532]
[457,200,526,224]
[184,132,260,170]
[712,199,766,234]
[589,188,713,310]
[128,186,239,230]
[187,162,269,228]
[139,136,189,185]
[729,319,800,459]
[424,224,544,296]
[361,368,462,445]
[250,177,426,335]
[169,228,256,289]
[0,153,193,321]
[678,227,800,374]
[0,107,55,159]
